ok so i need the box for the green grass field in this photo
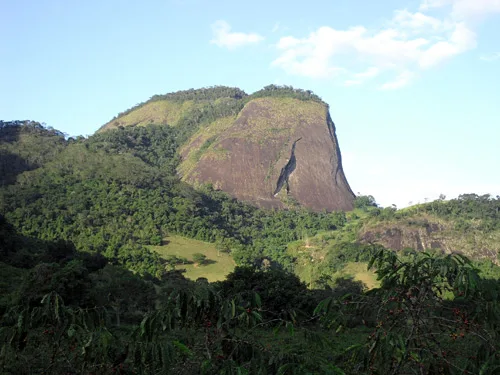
[151,236,379,288]
[336,262,380,289]
[150,236,236,282]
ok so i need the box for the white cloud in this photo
[480,52,500,61]
[392,9,445,30]
[419,22,476,68]
[380,71,415,90]
[420,0,453,11]
[210,20,264,49]
[420,0,500,20]
[272,2,483,89]
[272,26,365,78]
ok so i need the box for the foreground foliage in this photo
[2,223,500,374]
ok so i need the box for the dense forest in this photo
[2,213,500,374]
[1,86,500,373]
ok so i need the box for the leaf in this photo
[82,333,93,355]
[277,363,292,375]
[54,293,60,321]
[368,339,378,354]
[100,329,113,348]
[16,313,24,333]
[410,351,420,362]
[67,324,76,338]
[140,316,148,335]
[273,321,283,336]
[251,310,262,323]
[342,344,362,355]
[173,340,192,357]
[314,298,329,315]
[254,292,262,308]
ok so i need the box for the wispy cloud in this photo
[271,0,496,89]
[418,23,476,68]
[210,20,264,49]
[391,9,446,31]
[420,0,500,21]
[480,52,500,61]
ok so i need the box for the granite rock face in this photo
[179,97,355,211]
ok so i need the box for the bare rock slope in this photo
[180,97,354,211]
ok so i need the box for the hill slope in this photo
[0,120,349,275]
[356,196,500,263]
[99,100,197,131]
[100,86,355,211]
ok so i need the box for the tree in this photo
[318,248,500,374]
[192,253,207,265]
[354,195,378,210]
[215,238,232,255]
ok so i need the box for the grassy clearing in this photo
[287,233,379,290]
[101,100,195,131]
[150,236,236,282]
[294,260,379,290]
[335,262,380,289]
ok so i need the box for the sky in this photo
[1,0,499,208]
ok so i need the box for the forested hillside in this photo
[2,213,500,374]
[0,119,346,277]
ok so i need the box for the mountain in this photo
[99,86,355,211]
[2,88,498,276]
[0,117,349,276]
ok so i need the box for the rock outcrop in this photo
[100,87,356,212]
[179,97,354,211]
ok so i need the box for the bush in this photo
[354,195,378,210]
[192,253,207,265]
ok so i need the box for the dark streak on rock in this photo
[273,138,302,196]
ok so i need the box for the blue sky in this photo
[1,0,499,207]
